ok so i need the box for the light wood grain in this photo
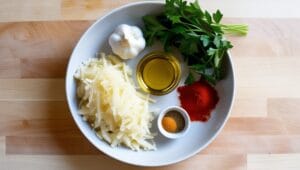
[0,137,5,155]
[6,136,99,155]
[0,154,246,170]
[0,101,70,121]
[268,99,300,134]
[0,79,65,101]
[1,0,300,22]
[248,154,300,170]
[61,0,138,20]
[0,21,91,78]
[227,19,300,58]
[0,0,300,169]
[0,0,61,22]
[195,0,300,18]
[203,135,300,154]
[0,119,78,136]
[231,98,267,117]
[0,49,20,78]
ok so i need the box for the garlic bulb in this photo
[109,24,146,59]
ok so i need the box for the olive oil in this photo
[137,51,181,95]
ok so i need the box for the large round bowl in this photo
[66,1,235,167]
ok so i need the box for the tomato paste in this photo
[177,80,219,121]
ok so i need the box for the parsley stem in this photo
[180,21,212,35]
[219,24,248,36]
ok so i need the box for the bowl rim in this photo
[65,1,236,167]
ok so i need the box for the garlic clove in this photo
[109,24,146,60]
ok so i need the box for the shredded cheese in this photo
[74,53,156,151]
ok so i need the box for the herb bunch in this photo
[142,0,248,84]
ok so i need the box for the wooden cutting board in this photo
[1,0,300,170]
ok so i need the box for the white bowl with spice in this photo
[158,106,190,139]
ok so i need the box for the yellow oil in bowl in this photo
[136,51,181,95]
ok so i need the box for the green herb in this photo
[142,0,248,84]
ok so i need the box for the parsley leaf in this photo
[213,10,223,23]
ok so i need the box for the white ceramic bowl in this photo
[66,1,235,167]
[157,106,190,139]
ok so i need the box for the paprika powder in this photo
[177,80,219,121]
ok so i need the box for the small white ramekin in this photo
[157,106,190,139]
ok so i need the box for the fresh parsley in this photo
[142,0,248,85]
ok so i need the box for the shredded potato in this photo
[74,54,155,151]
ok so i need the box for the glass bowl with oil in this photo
[157,106,190,139]
[136,51,181,95]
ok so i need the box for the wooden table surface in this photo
[1,0,300,169]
